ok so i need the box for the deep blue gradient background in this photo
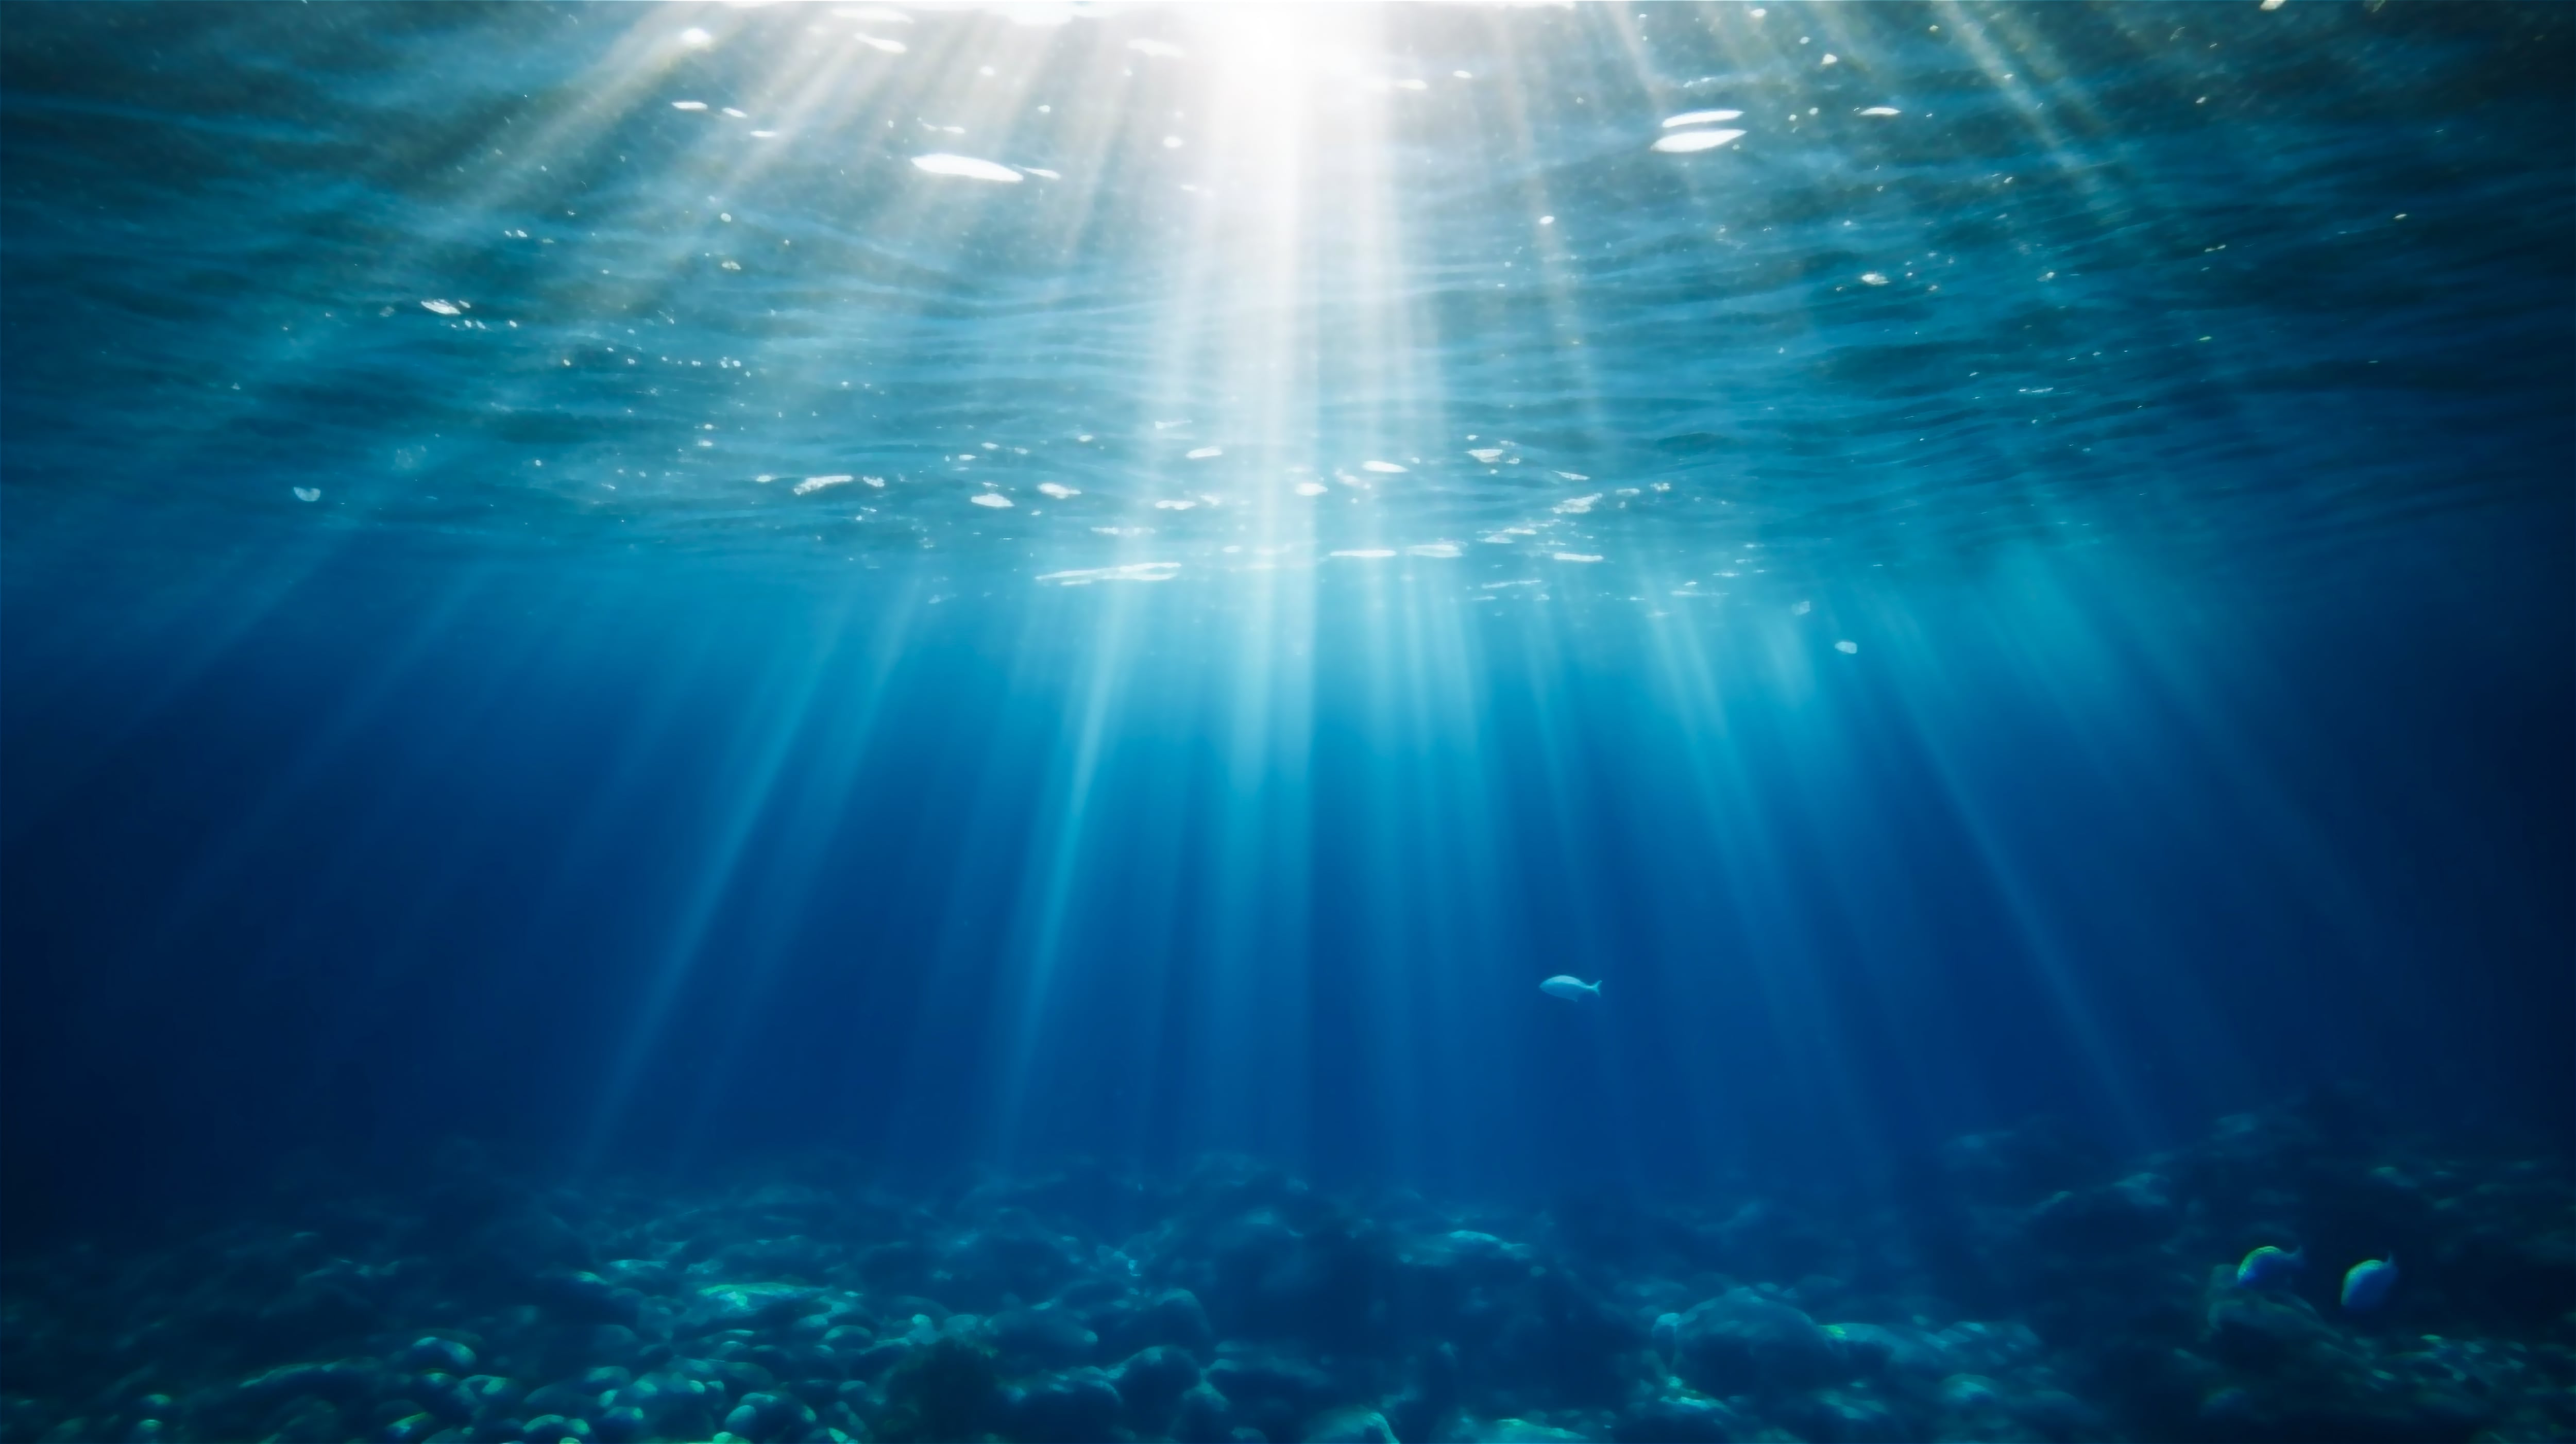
[5,502,2566,1241]
[3,2,2570,1250]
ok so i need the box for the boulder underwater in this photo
[2342,1254,2400,1312]
[1667,1287,1852,1397]
[2235,1244,2304,1289]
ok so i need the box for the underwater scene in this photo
[1,4,2569,1442]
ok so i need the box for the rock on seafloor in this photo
[0,1091,2569,1443]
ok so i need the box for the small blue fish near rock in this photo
[2235,1245,2304,1289]
[2342,1254,2398,1311]
[1540,975,1601,1001]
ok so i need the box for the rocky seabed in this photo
[5,1095,2569,1443]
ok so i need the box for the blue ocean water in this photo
[2,5,2569,1443]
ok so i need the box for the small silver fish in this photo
[1540,975,1601,1001]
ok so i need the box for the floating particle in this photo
[1792,599,1812,615]
[793,474,855,495]
[671,100,709,111]
[1860,106,1901,116]
[1467,448,1504,463]
[1861,272,1890,285]
[1662,109,1743,127]
[1186,446,1223,459]
[1409,542,1462,558]
[1039,561,1180,584]
[1038,482,1079,498]
[1553,552,1604,563]
[1362,459,1406,473]
[970,493,1012,508]
[1835,639,1860,653]
[1294,482,1329,496]
[1652,129,1746,153]
[420,298,462,314]
[911,153,1022,182]
[1331,549,1397,559]
[292,487,320,502]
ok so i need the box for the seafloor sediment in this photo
[3,1093,2569,1444]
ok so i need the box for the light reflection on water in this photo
[0,2,2565,598]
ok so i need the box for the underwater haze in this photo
[2,5,2570,1443]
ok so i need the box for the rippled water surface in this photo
[5,2,2566,590]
